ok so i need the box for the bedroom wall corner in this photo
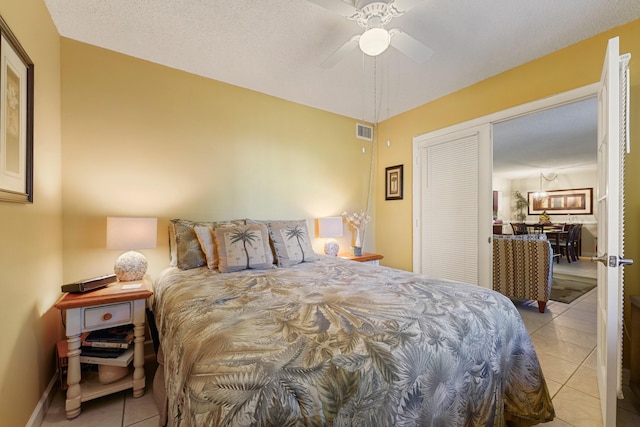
[0,0,64,426]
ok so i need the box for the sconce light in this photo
[107,217,157,281]
[317,216,344,256]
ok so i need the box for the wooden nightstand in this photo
[54,276,153,419]
[339,252,384,265]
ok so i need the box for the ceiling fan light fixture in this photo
[359,27,390,56]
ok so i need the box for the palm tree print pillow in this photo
[266,220,317,267]
[214,223,274,273]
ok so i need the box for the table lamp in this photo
[317,216,343,256]
[107,217,157,281]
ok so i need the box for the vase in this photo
[353,228,362,256]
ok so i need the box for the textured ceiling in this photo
[44,0,640,123]
[493,98,598,179]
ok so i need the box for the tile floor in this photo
[40,259,640,426]
[517,258,640,426]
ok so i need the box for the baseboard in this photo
[26,372,58,427]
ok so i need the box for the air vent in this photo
[356,123,373,141]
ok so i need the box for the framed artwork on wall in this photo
[385,164,403,200]
[527,188,593,215]
[0,15,34,203]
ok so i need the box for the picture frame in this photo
[385,164,403,200]
[0,15,34,203]
[527,188,593,215]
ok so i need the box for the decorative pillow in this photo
[266,220,317,267]
[169,219,244,270]
[214,223,274,273]
[194,223,239,270]
[194,226,216,269]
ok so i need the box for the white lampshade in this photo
[359,27,391,56]
[107,217,157,250]
[107,217,157,281]
[317,216,343,256]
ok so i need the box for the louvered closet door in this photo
[418,131,481,284]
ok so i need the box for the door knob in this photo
[591,254,634,267]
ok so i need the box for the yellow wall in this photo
[0,0,63,425]
[60,39,374,282]
[376,19,640,363]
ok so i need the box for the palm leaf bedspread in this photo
[154,255,554,426]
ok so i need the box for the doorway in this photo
[412,83,599,286]
[492,96,599,260]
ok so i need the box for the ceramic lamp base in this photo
[324,238,339,256]
[114,250,147,281]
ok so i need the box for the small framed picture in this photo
[385,164,403,200]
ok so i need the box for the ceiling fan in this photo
[308,0,433,67]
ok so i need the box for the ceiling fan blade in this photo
[389,29,433,64]
[390,0,424,15]
[320,35,360,68]
[307,0,359,18]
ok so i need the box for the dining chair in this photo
[557,224,581,262]
[511,223,528,235]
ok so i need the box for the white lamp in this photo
[317,216,344,256]
[359,17,391,57]
[107,217,157,281]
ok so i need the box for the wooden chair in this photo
[557,224,581,262]
[510,222,528,235]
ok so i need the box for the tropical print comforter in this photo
[154,255,554,426]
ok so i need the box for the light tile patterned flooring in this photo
[40,259,640,426]
[518,259,640,426]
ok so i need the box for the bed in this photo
[152,219,554,426]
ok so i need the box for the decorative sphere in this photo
[324,239,340,256]
[114,250,147,281]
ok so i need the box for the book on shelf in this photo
[83,324,134,345]
[81,339,131,349]
[80,346,126,358]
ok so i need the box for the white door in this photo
[594,36,632,427]
[413,125,492,287]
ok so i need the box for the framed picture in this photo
[0,15,34,203]
[528,188,593,215]
[385,164,403,200]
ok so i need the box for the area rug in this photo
[550,274,597,304]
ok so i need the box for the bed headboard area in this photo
[168,218,318,272]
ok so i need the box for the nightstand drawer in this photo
[84,302,132,330]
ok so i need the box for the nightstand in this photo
[54,276,153,419]
[339,252,384,265]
